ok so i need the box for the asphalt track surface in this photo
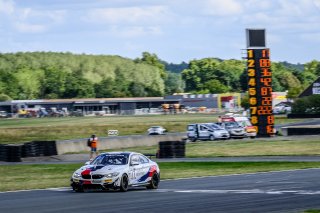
[1,168,320,213]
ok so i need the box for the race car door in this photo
[129,154,152,185]
[128,154,143,185]
[136,154,153,184]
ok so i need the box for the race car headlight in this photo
[104,172,120,178]
[73,173,81,178]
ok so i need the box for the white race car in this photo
[147,126,166,135]
[71,152,160,192]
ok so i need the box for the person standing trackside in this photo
[89,134,99,160]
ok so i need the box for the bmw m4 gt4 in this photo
[71,152,160,192]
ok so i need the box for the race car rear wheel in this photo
[147,173,160,189]
[120,174,129,192]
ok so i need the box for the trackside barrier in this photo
[56,133,185,155]
[281,126,320,136]
[287,114,320,118]
[0,141,58,162]
[158,141,186,158]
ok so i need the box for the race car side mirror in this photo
[85,161,91,165]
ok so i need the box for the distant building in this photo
[0,97,180,115]
[298,76,320,98]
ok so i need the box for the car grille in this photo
[92,174,104,179]
[82,174,91,179]
[82,174,104,179]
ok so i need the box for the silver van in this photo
[187,123,229,142]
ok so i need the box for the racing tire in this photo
[120,174,129,192]
[73,186,84,192]
[147,173,160,189]
[209,135,215,141]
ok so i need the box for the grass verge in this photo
[1,162,320,192]
[0,114,306,144]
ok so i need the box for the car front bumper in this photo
[71,177,120,190]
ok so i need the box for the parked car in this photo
[220,116,257,138]
[148,126,166,135]
[215,121,247,139]
[187,123,230,142]
[0,111,10,118]
[71,152,160,192]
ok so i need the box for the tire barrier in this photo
[158,141,185,158]
[0,141,57,162]
[0,144,23,162]
[0,144,8,161]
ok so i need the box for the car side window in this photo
[139,155,149,164]
[130,155,140,165]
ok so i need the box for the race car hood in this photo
[75,164,126,175]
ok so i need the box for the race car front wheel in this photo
[147,173,160,189]
[73,185,84,192]
[120,174,129,192]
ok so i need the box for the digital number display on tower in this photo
[247,49,274,137]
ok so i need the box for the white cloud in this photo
[0,0,14,15]
[109,25,163,37]
[314,0,320,9]
[85,6,170,24]
[0,1,66,33]
[203,0,243,16]
[300,32,320,42]
[14,22,47,33]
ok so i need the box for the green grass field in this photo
[0,114,305,144]
[1,162,320,192]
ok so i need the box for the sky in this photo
[0,0,320,64]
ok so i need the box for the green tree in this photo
[164,72,185,94]
[63,74,95,98]
[13,67,44,99]
[129,82,147,97]
[292,95,320,114]
[287,87,303,100]
[240,93,249,109]
[204,79,229,93]
[0,94,12,101]
[41,67,67,98]
[135,52,167,79]
[94,78,115,98]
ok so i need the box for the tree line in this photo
[0,51,319,101]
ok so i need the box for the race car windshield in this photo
[91,154,129,166]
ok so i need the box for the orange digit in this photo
[248,59,255,68]
[248,78,256,87]
[250,107,257,115]
[249,97,257,105]
[249,88,256,96]
[251,116,258,125]
[248,69,255,76]
[247,50,254,58]
[267,115,274,125]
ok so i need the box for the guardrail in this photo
[281,126,320,136]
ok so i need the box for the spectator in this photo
[89,134,99,160]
